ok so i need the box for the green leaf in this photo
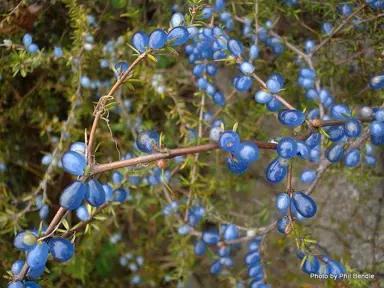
[300,255,307,269]
[233,122,238,132]
[105,102,120,110]
[62,219,70,230]
[112,0,127,9]
[147,53,157,63]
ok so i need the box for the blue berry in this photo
[131,31,148,53]
[370,121,384,136]
[136,130,160,153]
[167,26,189,46]
[38,204,49,220]
[296,140,310,159]
[23,34,32,47]
[113,188,128,203]
[266,97,282,112]
[302,255,320,274]
[276,193,290,215]
[171,12,184,27]
[24,282,40,288]
[210,260,222,275]
[214,0,226,12]
[344,117,362,137]
[53,46,63,58]
[344,149,360,167]
[322,22,333,35]
[305,39,315,54]
[300,169,316,184]
[206,64,217,76]
[233,142,259,163]
[226,156,248,174]
[330,104,351,120]
[213,91,226,106]
[369,74,384,90]
[194,240,206,256]
[234,75,252,92]
[201,7,213,19]
[328,125,345,142]
[223,224,239,241]
[11,260,24,275]
[255,90,272,104]
[177,224,191,235]
[277,137,297,159]
[266,157,288,183]
[27,242,49,268]
[292,192,317,218]
[365,155,377,166]
[278,109,306,127]
[202,230,220,244]
[112,171,124,184]
[102,184,113,201]
[240,62,254,74]
[61,151,86,176]
[27,44,39,54]
[114,61,130,79]
[249,44,259,59]
[299,68,316,79]
[277,216,290,234]
[244,250,261,265]
[9,282,23,288]
[148,29,167,49]
[85,179,106,207]
[60,181,86,210]
[227,39,244,57]
[266,78,281,93]
[218,131,240,152]
[27,265,45,279]
[305,88,319,101]
[248,263,264,279]
[76,205,89,221]
[48,238,74,262]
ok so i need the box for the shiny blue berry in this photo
[136,130,160,153]
[48,238,74,262]
[60,181,86,210]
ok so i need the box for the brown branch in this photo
[310,117,373,128]
[92,141,277,175]
[335,48,370,66]
[87,51,149,164]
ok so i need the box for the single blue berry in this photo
[167,26,189,46]
[148,29,167,49]
[136,130,160,153]
[292,192,317,218]
[233,142,259,163]
[48,238,74,262]
[131,31,149,53]
[61,151,86,176]
[27,242,49,268]
[278,109,306,127]
[60,181,86,210]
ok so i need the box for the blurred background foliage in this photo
[0,0,383,287]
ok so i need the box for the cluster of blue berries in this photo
[10,229,74,288]
[276,191,317,233]
[244,237,270,288]
[22,33,63,57]
[119,252,144,285]
[297,249,346,279]
[213,129,260,174]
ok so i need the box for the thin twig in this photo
[185,93,206,221]
[310,4,368,56]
